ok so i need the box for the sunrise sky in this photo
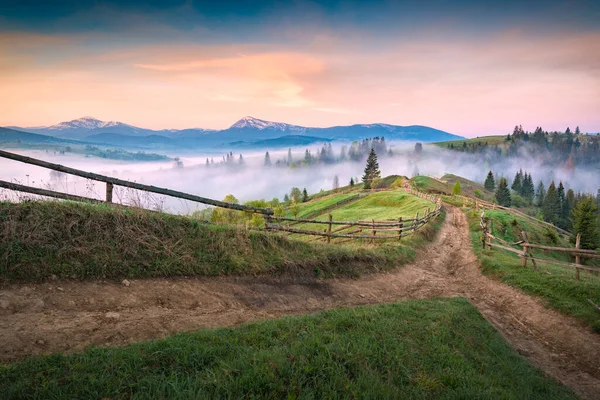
[1,0,599,136]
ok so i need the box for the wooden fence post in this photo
[398,217,403,240]
[106,182,113,203]
[327,214,332,244]
[414,212,419,233]
[372,219,376,244]
[575,233,581,280]
[521,231,537,271]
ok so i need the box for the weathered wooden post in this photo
[414,212,419,233]
[575,233,581,280]
[327,214,333,244]
[398,216,403,241]
[106,182,113,203]
[520,231,529,268]
[372,219,376,244]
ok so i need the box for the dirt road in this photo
[1,207,599,399]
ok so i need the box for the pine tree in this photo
[511,169,523,193]
[521,173,534,203]
[453,181,461,195]
[264,151,271,167]
[495,177,512,207]
[484,171,495,190]
[350,177,355,186]
[571,198,600,250]
[333,175,339,190]
[302,188,308,202]
[564,189,575,229]
[557,181,567,227]
[238,154,244,165]
[206,158,210,167]
[362,148,381,189]
[535,181,546,207]
[542,181,561,225]
[283,194,290,203]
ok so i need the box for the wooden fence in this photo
[459,194,572,237]
[266,202,443,243]
[480,212,599,280]
[0,149,273,215]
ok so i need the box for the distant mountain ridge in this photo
[6,116,464,150]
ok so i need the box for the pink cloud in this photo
[0,30,599,135]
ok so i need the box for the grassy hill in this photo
[0,298,576,399]
[441,174,494,200]
[410,176,452,195]
[466,208,600,332]
[0,199,441,283]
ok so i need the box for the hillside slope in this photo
[0,200,440,283]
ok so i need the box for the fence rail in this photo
[0,149,273,215]
[480,212,599,280]
[266,206,442,243]
[459,194,572,237]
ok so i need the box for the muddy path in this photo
[1,207,599,399]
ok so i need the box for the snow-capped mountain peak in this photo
[49,116,118,130]
[230,116,305,132]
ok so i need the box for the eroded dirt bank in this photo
[1,207,599,399]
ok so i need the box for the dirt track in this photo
[1,207,599,399]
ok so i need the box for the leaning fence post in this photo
[105,182,113,203]
[398,217,403,240]
[575,233,581,280]
[327,214,333,244]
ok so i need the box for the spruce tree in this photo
[302,188,308,202]
[564,189,575,229]
[511,169,523,193]
[333,175,339,190]
[571,198,600,249]
[542,181,561,225]
[557,181,567,227]
[521,173,534,203]
[362,148,381,189]
[535,181,546,207]
[264,151,271,167]
[484,171,495,191]
[495,177,512,207]
[350,177,355,186]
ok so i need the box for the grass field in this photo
[0,201,429,283]
[0,298,576,399]
[286,192,360,219]
[322,191,435,222]
[441,174,494,200]
[466,209,600,333]
[410,176,451,195]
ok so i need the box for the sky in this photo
[1,0,599,136]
